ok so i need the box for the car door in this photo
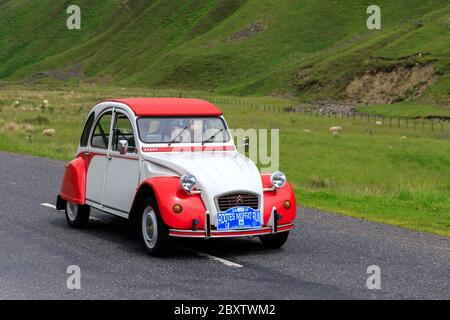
[102,109,140,215]
[86,109,114,206]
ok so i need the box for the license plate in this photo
[217,206,261,230]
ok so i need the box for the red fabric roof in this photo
[106,98,222,116]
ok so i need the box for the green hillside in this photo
[0,0,449,104]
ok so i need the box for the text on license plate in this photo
[217,206,261,230]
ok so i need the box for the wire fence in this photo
[176,94,450,132]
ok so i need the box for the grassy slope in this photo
[0,85,449,236]
[358,102,450,118]
[0,1,449,104]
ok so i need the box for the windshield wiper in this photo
[202,128,224,145]
[169,125,188,146]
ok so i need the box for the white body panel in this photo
[103,156,140,213]
[86,156,108,204]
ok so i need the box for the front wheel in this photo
[138,198,169,256]
[65,201,90,228]
[259,231,289,249]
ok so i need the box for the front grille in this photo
[216,192,259,211]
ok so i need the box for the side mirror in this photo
[118,140,129,155]
[243,137,249,153]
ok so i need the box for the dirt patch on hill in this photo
[345,63,437,104]
[226,21,266,43]
[26,63,85,83]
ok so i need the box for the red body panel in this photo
[262,175,297,226]
[139,177,207,229]
[106,98,222,117]
[60,155,89,205]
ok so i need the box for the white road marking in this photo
[177,246,243,268]
[41,203,57,210]
[40,203,104,222]
[40,203,241,266]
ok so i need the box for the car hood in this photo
[142,151,263,221]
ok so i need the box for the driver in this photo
[188,119,203,142]
[170,119,191,143]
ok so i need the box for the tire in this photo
[137,197,169,256]
[259,231,289,249]
[65,201,90,229]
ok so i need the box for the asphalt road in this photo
[0,151,448,300]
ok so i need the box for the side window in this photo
[112,113,136,153]
[80,113,95,147]
[91,111,113,149]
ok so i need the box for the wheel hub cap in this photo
[142,207,158,249]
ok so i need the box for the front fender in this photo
[138,177,207,230]
[262,175,297,225]
[60,156,88,205]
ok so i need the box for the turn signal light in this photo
[283,200,291,209]
[173,204,183,214]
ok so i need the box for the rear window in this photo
[91,111,113,149]
[80,113,95,147]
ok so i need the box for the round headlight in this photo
[180,173,197,191]
[271,171,286,188]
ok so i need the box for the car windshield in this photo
[137,117,230,144]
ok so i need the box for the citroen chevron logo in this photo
[235,195,244,204]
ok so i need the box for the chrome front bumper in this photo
[168,207,294,238]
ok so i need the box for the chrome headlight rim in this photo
[271,171,287,188]
[180,173,197,192]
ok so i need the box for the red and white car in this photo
[57,98,297,255]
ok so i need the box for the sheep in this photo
[2,121,20,132]
[21,124,36,133]
[14,100,20,108]
[43,100,49,107]
[42,128,56,137]
[329,126,343,133]
[375,121,383,126]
